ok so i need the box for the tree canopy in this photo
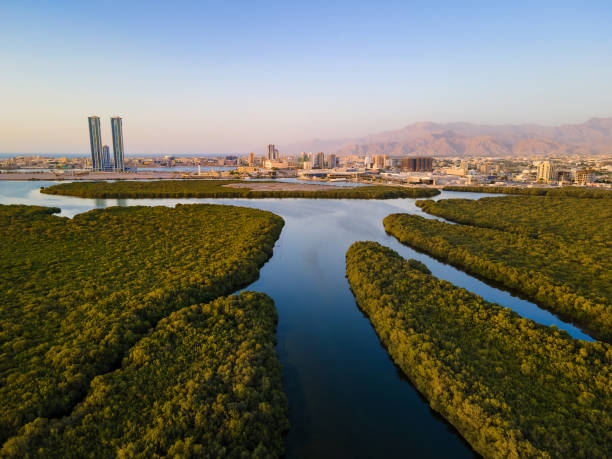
[384,197,611,342]
[443,186,612,199]
[346,241,612,458]
[0,203,284,443]
[2,292,288,458]
[40,180,440,199]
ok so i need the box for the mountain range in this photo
[284,117,612,157]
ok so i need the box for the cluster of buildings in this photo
[300,151,338,169]
[0,155,86,170]
[536,160,594,185]
[431,157,609,187]
[87,116,125,172]
[233,147,608,187]
[2,133,610,188]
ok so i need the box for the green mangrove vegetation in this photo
[2,292,288,458]
[0,203,283,443]
[443,185,612,198]
[385,198,611,341]
[346,241,612,458]
[39,179,440,199]
[416,196,611,243]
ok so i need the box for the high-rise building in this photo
[401,156,433,172]
[88,116,103,171]
[315,152,325,169]
[101,145,112,171]
[373,155,387,169]
[536,160,555,182]
[248,152,255,165]
[111,117,125,172]
[267,144,279,161]
[328,154,337,169]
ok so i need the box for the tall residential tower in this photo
[88,116,103,171]
[111,116,125,172]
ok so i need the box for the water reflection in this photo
[0,181,593,458]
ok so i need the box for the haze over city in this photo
[2,0,612,154]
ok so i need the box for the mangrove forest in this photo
[0,203,285,453]
[2,292,288,458]
[346,241,611,458]
[385,197,611,342]
[39,180,440,199]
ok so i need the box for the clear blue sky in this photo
[1,0,611,154]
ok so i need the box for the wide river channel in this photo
[0,181,593,458]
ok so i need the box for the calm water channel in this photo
[0,181,593,458]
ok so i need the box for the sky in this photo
[1,0,611,155]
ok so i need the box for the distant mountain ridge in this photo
[284,117,612,157]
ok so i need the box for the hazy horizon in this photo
[2,1,611,154]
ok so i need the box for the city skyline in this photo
[1,1,611,154]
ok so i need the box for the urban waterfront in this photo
[0,182,593,458]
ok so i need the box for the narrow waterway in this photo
[0,182,593,458]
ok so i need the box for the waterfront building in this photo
[248,152,255,165]
[88,116,103,171]
[101,145,112,171]
[314,152,325,169]
[267,144,279,161]
[575,169,594,185]
[536,160,555,182]
[401,156,434,172]
[111,117,125,172]
[328,154,337,169]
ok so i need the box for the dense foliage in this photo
[443,185,612,198]
[40,180,440,199]
[0,203,283,443]
[384,205,611,342]
[2,292,289,458]
[416,196,611,243]
[346,241,612,458]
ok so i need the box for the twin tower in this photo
[88,116,125,172]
